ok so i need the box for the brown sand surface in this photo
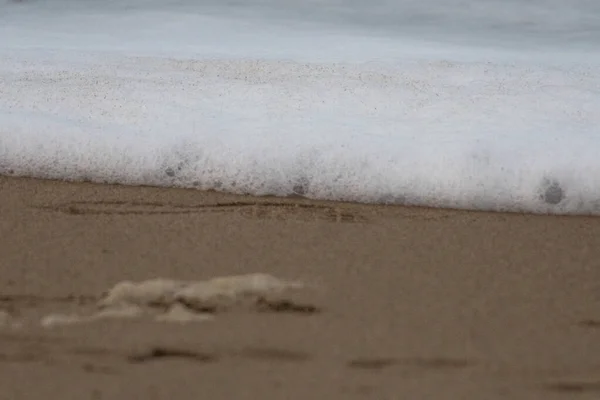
[1,175,599,400]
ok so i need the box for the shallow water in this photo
[1,0,599,214]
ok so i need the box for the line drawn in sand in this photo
[35,200,368,223]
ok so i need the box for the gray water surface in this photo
[2,0,599,56]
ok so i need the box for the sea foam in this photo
[1,1,600,215]
[40,273,306,328]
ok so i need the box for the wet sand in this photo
[0,175,599,399]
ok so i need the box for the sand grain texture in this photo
[1,176,600,400]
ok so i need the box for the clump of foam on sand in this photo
[41,273,306,328]
[41,304,144,328]
[98,278,188,308]
[155,303,214,323]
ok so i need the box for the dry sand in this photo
[0,175,599,400]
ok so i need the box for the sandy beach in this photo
[0,175,599,399]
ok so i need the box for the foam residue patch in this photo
[97,278,188,309]
[0,310,22,330]
[41,304,144,328]
[0,310,12,328]
[41,273,307,328]
[155,304,214,323]
[174,273,305,312]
